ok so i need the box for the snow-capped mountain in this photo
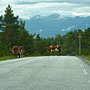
[25,14,90,37]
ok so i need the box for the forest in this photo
[0,5,90,57]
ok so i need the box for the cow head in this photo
[12,46,19,56]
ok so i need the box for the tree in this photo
[82,28,90,55]
[36,34,41,41]
[0,15,3,31]
[55,34,62,45]
[0,32,5,56]
[0,5,19,54]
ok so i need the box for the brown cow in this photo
[46,45,62,56]
[18,46,24,58]
[12,46,24,58]
[12,46,20,57]
[55,45,62,55]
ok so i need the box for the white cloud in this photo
[72,12,90,16]
[0,0,90,19]
[12,2,79,19]
[0,8,2,11]
[72,6,90,17]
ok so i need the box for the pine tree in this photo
[0,15,3,31]
[1,5,19,54]
[36,34,41,41]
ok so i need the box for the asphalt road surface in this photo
[0,56,90,90]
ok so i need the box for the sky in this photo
[0,0,90,19]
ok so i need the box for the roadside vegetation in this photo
[0,5,90,61]
[82,56,90,61]
[0,56,17,61]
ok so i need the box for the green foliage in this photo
[0,5,20,54]
[36,34,41,41]
[0,56,17,61]
[0,5,35,57]
[62,29,90,56]
[82,56,90,61]
[55,34,63,45]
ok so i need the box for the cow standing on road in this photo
[12,46,20,58]
[46,45,62,56]
[55,45,62,55]
[18,46,24,58]
[12,46,24,58]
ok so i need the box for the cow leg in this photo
[52,51,54,56]
[18,51,21,58]
[58,51,61,56]
[20,50,22,57]
[18,54,21,58]
[58,51,59,56]
[48,52,50,56]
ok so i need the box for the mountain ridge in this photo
[25,14,90,37]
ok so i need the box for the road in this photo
[0,56,90,90]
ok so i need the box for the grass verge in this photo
[82,56,90,61]
[0,56,17,61]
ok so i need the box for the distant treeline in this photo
[0,5,90,57]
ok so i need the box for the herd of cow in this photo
[11,45,62,58]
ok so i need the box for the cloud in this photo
[11,0,90,5]
[72,6,90,17]
[0,0,90,19]
[72,12,90,16]
[12,2,79,19]
[0,8,2,11]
